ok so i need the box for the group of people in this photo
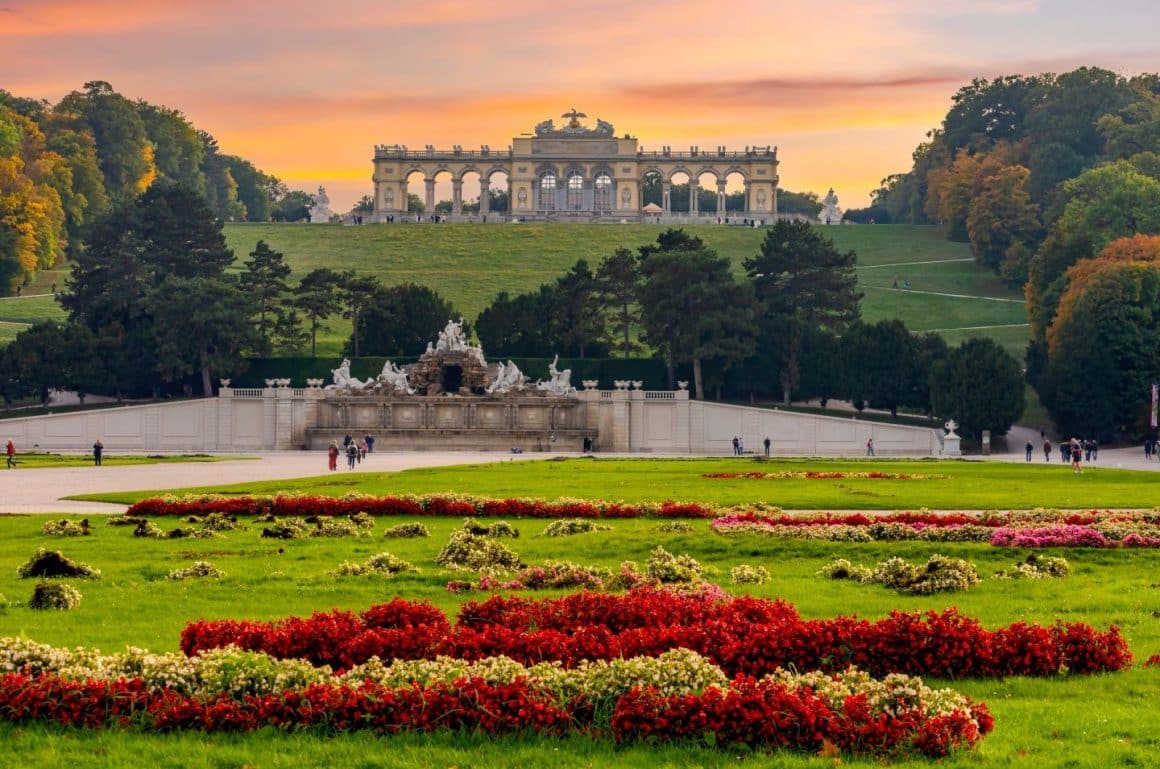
[6,438,104,467]
[731,436,774,456]
[1030,437,1098,472]
[327,434,375,471]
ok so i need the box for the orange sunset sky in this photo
[2,0,1156,211]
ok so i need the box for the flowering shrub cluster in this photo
[462,518,519,538]
[28,582,82,610]
[330,552,418,578]
[730,564,769,585]
[40,519,91,537]
[447,561,611,593]
[125,493,721,520]
[713,509,1160,548]
[655,521,695,533]
[993,554,1070,579]
[180,589,1131,679]
[704,471,944,480]
[259,516,372,540]
[167,561,225,581]
[540,518,613,537]
[821,555,980,595]
[17,548,100,580]
[382,522,430,538]
[435,530,521,572]
[644,546,705,583]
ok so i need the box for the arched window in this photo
[539,172,557,210]
[594,173,612,212]
[566,172,584,210]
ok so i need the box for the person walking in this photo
[1090,439,1098,462]
[1070,438,1082,473]
[1146,438,1153,461]
[731,436,740,456]
[1043,439,1052,463]
[1059,440,1068,464]
[763,436,771,457]
[327,440,339,472]
[364,434,375,454]
[92,439,103,466]
[1025,441,1033,462]
[346,441,358,470]
[5,439,15,469]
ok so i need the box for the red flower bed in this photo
[124,494,720,520]
[0,670,990,757]
[180,589,1131,679]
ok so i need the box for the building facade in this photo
[371,110,779,222]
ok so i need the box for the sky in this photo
[1,0,1157,212]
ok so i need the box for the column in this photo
[662,182,671,214]
[451,179,463,216]
[480,178,491,214]
[424,179,436,215]
[717,181,727,216]
[689,179,699,215]
[743,180,752,216]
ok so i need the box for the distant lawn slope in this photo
[0,224,1029,357]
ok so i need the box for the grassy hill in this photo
[0,224,1028,357]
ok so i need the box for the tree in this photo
[270,189,312,222]
[338,273,382,357]
[406,193,424,214]
[743,220,862,402]
[474,289,554,357]
[289,268,343,357]
[55,81,155,204]
[930,338,1025,441]
[4,321,71,404]
[966,163,1041,280]
[777,190,823,218]
[224,156,275,221]
[841,320,929,418]
[197,130,244,221]
[238,240,292,354]
[487,188,508,213]
[352,195,374,214]
[136,103,205,193]
[638,229,757,398]
[550,259,607,358]
[356,283,459,357]
[596,247,641,357]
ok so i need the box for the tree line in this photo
[0,81,317,293]
[847,67,1160,439]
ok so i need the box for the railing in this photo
[644,391,676,399]
[290,388,306,398]
[232,389,264,398]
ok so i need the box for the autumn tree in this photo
[966,163,1041,282]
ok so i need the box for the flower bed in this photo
[0,637,991,757]
[179,589,1131,679]
[712,509,1160,548]
[126,493,720,520]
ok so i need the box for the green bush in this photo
[17,547,101,580]
[29,582,82,610]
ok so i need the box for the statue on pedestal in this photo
[377,360,415,394]
[487,360,528,394]
[818,188,842,225]
[536,354,575,396]
[309,186,333,223]
[327,358,367,390]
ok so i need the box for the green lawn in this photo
[79,457,1160,511]
[5,453,245,469]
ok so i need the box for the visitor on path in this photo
[1070,438,1082,473]
[1043,440,1052,462]
[1059,441,1068,463]
[738,437,744,454]
[92,439,103,466]
[358,440,367,462]
[364,434,375,453]
[342,434,353,448]
[866,437,875,457]
[5,439,15,469]
[1145,439,1153,461]
[1091,439,1098,461]
[1083,440,1092,462]
[1025,441,1033,462]
[763,436,771,456]
[346,442,359,470]
[327,441,339,472]
[732,436,740,456]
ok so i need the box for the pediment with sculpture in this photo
[534,108,614,138]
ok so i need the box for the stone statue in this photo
[487,360,528,394]
[534,119,555,135]
[818,188,842,225]
[595,118,614,136]
[327,358,367,390]
[377,360,415,394]
[536,354,575,396]
[309,186,333,224]
[435,317,469,353]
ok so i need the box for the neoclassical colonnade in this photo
[371,111,779,222]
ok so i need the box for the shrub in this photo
[541,519,613,537]
[331,552,418,577]
[644,547,704,584]
[168,561,225,580]
[133,520,165,538]
[28,582,82,610]
[194,513,244,532]
[463,517,519,538]
[993,553,1070,579]
[40,519,90,537]
[730,564,769,585]
[309,517,369,538]
[383,522,431,538]
[435,530,521,572]
[261,518,311,539]
[107,516,147,527]
[16,548,101,580]
[349,512,375,529]
[655,521,695,533]
[820,555,979,595]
